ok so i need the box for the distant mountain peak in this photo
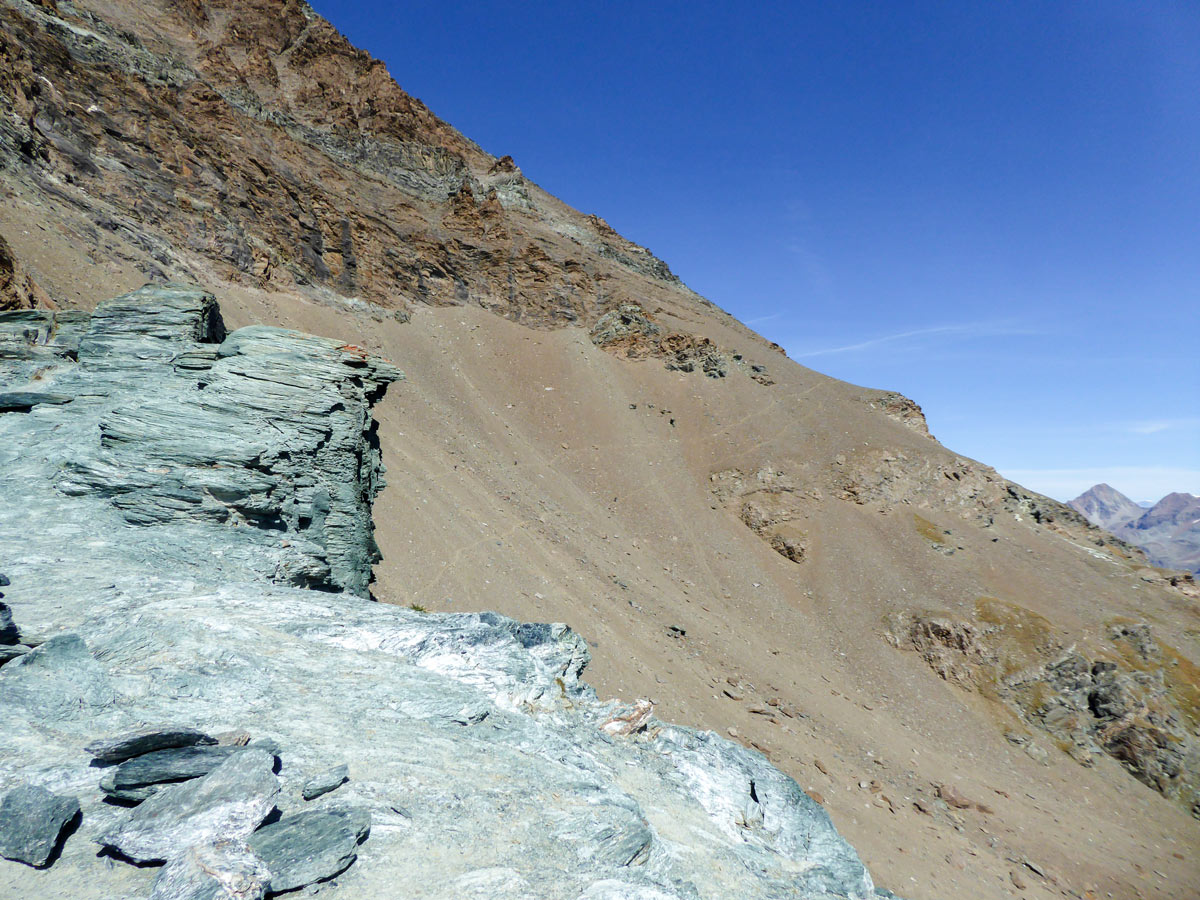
[1068,483,1143,532]
[1071,485,1200,573]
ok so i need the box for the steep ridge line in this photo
[0,286,898,899]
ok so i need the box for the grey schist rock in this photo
[100,745,239,802]
[0,592,31,665]
[0,287,901,899]
[248,807,370,893]
[87,727,218,765]
[0,783,81,867]
[301,764,349,801]
[0,633,115,720]
[149,839,271,900]
[100,749,280,864]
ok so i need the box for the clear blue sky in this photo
[312,1,1199,502]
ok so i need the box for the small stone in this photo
[248,807,370,894]
[813,759,830,776]
[302,764,349,801]
[86,726,217,764]
[150,839,270,900]
[935,783,973,810]
[1010,870,1027,890]
[213,730,251,747]
[0,783,81,867]
[100,749,279,863]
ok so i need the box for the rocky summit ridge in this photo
[0,285,893,898]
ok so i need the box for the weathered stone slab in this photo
[100,745,238,802]
[301,764,349,801]
[0,633,116,720]
[247,806,369,893]
[0,390,74,411]
[149,839,271,900]
[0,643,31,664]
[100,749,280,863]
[0,783,80,867]
[86,726,218,765]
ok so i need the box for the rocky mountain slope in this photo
[0,286,892,899]
[1,1,1198,898]
[1071,485,1200,573]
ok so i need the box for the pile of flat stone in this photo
[0,723,367,899]
[0,573,33,665]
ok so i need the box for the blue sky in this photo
[312,1,1199,502]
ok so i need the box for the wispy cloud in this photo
[793,321,1039,359]
[745,313,782,326]
[1124,417,1200,435]
[999,466,1200,503]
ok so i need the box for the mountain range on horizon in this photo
[1,2,1198,899]
[1070,484,1200,574]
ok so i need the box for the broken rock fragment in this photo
[87,726,218,765]
[0,783,80,867]
[100,744,239,802]
[100,748,280,863]
[302,764,349,801]
[149,839,271,900]
[248,806,370,893]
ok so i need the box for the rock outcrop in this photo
[886,601,1200,817]
[2,284,400,597]
[0,290,894,898]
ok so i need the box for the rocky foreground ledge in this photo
[0,286,897,899]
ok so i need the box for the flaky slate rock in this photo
[100,749,280,864]
[100,745,238,802]
[149,839,271,900]
[0,643,31,664]
[0,389,74,411]
[0,783,81,867]
[301,764,349,801]
[87,727,218,765]
[0,599,18,643]
[247,807,369,894]
[0,633,115,720]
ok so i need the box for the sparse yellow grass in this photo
[912,513,945,544]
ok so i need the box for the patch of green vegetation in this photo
[409,603,428,613]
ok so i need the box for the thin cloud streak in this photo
[793,321,1041,359]
[1125,417,1200,435]
[745,313,782,326]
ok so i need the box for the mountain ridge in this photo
[1070,485,1200,573]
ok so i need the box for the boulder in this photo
[100,749,280,863]
[247,806,369,894]
[0,783,80,867]
[149,839,271,900]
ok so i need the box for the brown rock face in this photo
[0,0,704,328]
[2,2,1199,899]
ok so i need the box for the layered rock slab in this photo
[0,288,895,898]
